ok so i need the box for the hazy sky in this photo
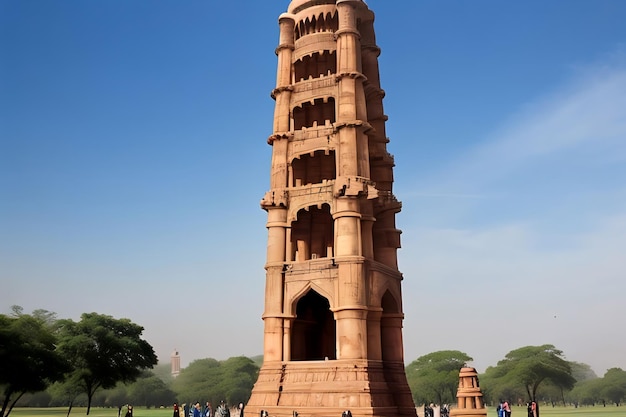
[2,1,625,377]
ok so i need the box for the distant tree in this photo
[405,350,473,406]
[600,368,626,406]
[562,362,599,406]
[570,362,598,383]
[249,355,264,368]
[216,356,259,405]
[172,358,221,402]
[568,377,603,406]
[151,363,175,385]
[56,312,158,415]
[128,371,176,408]
[100,384,130,409]
[0,309,68,417]
[480,368,525,407]
[47,373,90,416]
[171,357,259,406]
[483,345,575,403]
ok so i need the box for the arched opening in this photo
[294,10,338,40]
[290,290,336,361]
[291,204,334,261]
[293,98,336,131]
[292,150,336,187]
[380,290,399,362]
[294,50,337,82]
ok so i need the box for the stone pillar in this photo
[273,14,294,134]
[334,198,361,257]
[269,14,294,191]
[262,266,285,362]
[366,308,383,360]
[381,312,405,362]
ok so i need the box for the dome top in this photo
[288,0,368,14]
[288,0,333,14]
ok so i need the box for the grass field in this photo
[8,406,624,417]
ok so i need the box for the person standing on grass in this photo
[217,400,230,417]
[503,400,511,417]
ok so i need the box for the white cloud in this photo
[398,55,626,374]
[402,59,626,198]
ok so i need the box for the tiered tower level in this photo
[246,1,416,417]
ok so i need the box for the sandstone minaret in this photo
[246,1,415,417]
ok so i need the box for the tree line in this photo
[2,307,625,417]
[405,348,626,408]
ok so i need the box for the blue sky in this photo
[2,0,625,376]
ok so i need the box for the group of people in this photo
[173,401,243,417]
[117,404,132,417]
[497,400,539,417]
[496,400,511,417]
[423,403,449,417]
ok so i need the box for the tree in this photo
[0,310,68,417]
[47,373,88,416]
[405,350,473,406]
[56,312,158,415]
[483,345,575,403]
[569,362,598,383]
[171,356,259,406]
[128,371,176,408]
[600,368,626,406]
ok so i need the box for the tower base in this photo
[246,360,417,417]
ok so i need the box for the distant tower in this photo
[246,1,416,417]
[171,349,180,378]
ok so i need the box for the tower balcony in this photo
[286,180,335,223]
[290,121,336,157]
[294,32,336,62]
[291,74,337,106]
[283,257,339,278]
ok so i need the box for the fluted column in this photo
[269,14,295,190]
[262,13,295,364]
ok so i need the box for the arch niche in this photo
[290,289,337,361]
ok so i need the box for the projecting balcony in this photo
[286,180,335,223]
[291,74,337,106]
[290,122,336,157]
[294,32,336,62]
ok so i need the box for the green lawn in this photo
[9,406,624,417]
[491,405,623,417]
[9,408,172,417]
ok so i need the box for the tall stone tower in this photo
[247,1,416,417]
[171,349,180,378]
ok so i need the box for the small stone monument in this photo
[449,367,487,417]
